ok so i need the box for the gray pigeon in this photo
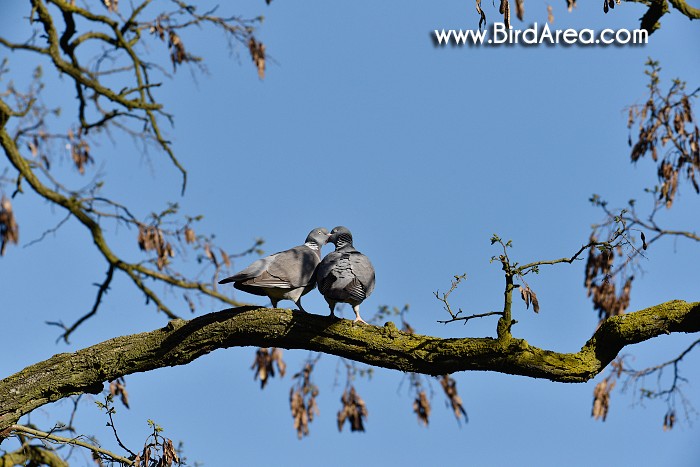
[316,226,376,324]
[219,227,330,312]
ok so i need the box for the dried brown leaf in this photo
[102,0,118,13]
[440,375,468,423]
[138,226,172,269]
[109,377,130,409]
[503,0,511,29]
[0,196,19,256]
[515,0,524,21]
[547,4,554,23]
[530,289,540,313]
[252,347,273,388]
[169,31,186,67]
[338,386,368,432]
[184,226,195,244]
[592,378,615,421]
[475,0,487,29]
[142,445,150,467]
[271,347,286,377]
[204,243,215,263]
[248,37,266,79]
[70,138,93,175]
[163,439,179,466]
[28,138,38,157]
[290,362,318,438]
[520,285,539,312]
[413,391,431,426]
[290,389,309,439]
[220,247,231,268]
[520,285,530,309]
[663,410,675,431]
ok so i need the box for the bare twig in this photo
[434,273,500,325]
[47,264,115,344]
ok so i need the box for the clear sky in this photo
[1,1,699,466]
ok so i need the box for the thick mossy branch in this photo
[1,300,698,433]
[0,444,68,467]
[667,0,700,19]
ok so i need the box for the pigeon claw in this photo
[352,316,368,325]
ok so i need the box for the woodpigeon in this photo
[316,226,376,324]
[219,227,330,312]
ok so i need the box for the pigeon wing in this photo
[316,251,341,295]
[219,253,280,284]
[265,245,320,288]
[349,251,376,298]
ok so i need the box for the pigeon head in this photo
[305,227,331,247]
[329,226,353,248]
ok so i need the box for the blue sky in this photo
[1,1,699,466]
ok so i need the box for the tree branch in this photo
[1,300,698,433]
[667,0,700,19]
[0,123,246,326]
[3,424,134,466]
[0,442,68,467]
[46,264,116,344]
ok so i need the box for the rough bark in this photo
[0,444,68,467]
[1,300,699,434]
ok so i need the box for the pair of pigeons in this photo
[219,227,375,324]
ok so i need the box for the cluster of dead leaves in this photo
[202,242,231,269]
[150,19,201,71]
[289,363,319,439]
[133,438,179,467]
[663,409,676,431]
[413,391,431,427]
[183,226,196,244]
[628,62,700,208]
[130,420,180,467]
[519,285,540,313]
[109,377,129,409]
[248,38,266,80]
[0,196,19,256]
[181,224,234,272]
[584,240,632,321]
[591,378,615,421]
[101,0,118,13]
[26,132,53,170]
[138,225,174,270]
[252,347,286,389]
[337,386,368,432]
[499,0,512,28]
[592,359,622,422]
[440,375,468,424]
[67,128,93,175]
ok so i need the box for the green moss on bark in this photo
[1,301,698,433]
